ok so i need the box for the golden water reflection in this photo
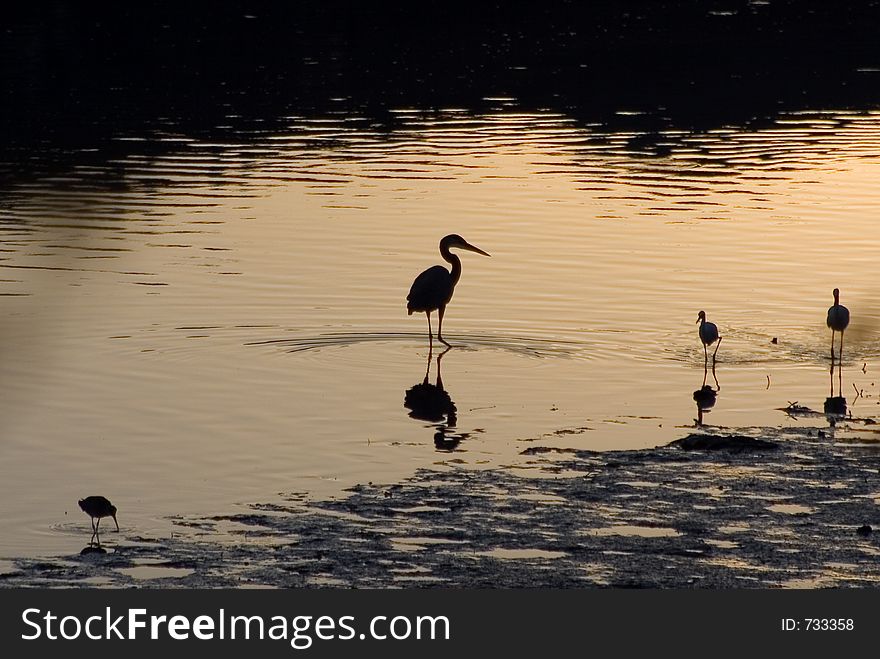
[2,108,880,558]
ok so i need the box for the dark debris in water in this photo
[670,433,778,452]
[4,432,880,588]
[780,401,821,416]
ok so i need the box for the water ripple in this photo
[246,331,588,359]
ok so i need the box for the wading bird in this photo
[826,287,850,361]
[78,496,119,535]
[697,310,722,363]
[407,234,490,346]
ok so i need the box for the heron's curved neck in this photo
[440,244,462,286]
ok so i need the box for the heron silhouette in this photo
[78,496,119,538]
[697,310,722,364]
[407,234,490,347]
[826,287,850,362]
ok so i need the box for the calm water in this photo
[3,106,880,558]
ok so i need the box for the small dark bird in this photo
[407,234,490,346]
[696,310,722,363]
[826,287,850,361]
[78,496,119,534]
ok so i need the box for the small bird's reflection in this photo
[404,346,469,450]
[80,541,108,556]
[693,362,721,426]
[824,361,847,419]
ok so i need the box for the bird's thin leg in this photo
[830,362,835,397]
[702,362,708,388]
[436,345,451,389]
[437,305,451,347]
[839,331,845,363]
[422,345,432,385]
[703,343,708,365]
[831,330,836,361]
[425,311,433,346]
[711,362,720,391]
[712,336,722,362]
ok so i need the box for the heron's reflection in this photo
[693,362,721,426]
[824,361,847,419]
[404,346,470,450]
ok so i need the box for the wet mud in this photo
[2,427,879,588]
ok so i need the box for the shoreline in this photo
[2,424,879,589]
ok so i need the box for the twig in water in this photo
[853,383,864,401]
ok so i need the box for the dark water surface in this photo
[2,4,880,560]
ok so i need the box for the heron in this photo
[826,287,850,362]
[407,234,490,346]
[78,496,119,535]
[697,310,722,363]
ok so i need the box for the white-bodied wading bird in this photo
[826,287,850,361]
[697,310,722,363]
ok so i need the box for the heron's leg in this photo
[702,362,708,388]
[438,306,450,347]
[831,330,836,361]
[703,343,708,365]
[712,336,722,362]
[436,345,450,389]
[425,311,433,344]
[839,331,845,363]
[422,343,433,384]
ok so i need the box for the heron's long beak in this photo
[696,317,701,324]
[113,515,119,532]
[462,242,490,257]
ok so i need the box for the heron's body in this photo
[407,234,490,346]
[697,310,722,362]
[826,288,850,360]
[78,495,119,533]
[407,265,456,315]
